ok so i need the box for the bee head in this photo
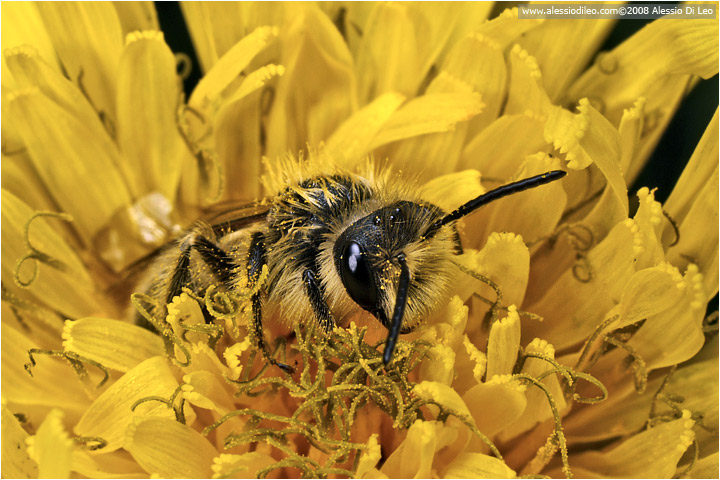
[334,201,452,363]
[332,169,568,365]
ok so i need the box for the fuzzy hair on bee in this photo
[135,152,566,371]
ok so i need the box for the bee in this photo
[136,156,566,372]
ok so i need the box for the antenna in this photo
[383,253,410,364]
[437,170,567,227]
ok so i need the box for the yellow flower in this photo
[2,2,718,478]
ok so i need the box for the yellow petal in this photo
[438,33,507,133]
[2,190,105,318]
[209,63,283,203]
[617,97,646,184]
[185,341,233,379]
[412,381,472,421]
[326,92,406,167]
[462,335,487,384]
[1,86,25,155]
[568,19,717,175]
[223,337,253,381]
[569,19,718,125]
[499,339,567,441]
[418,344,455,386]
[667,165,719,297]
[518,17,616,103]
[486,306,522,378]
[166,292,206,344]
[2,322,90,425]
[688,452,720,479]
[568,414,695,478]
[505,45,550,116]
[566,340,717,443]
[2,150,61,217]
[418,169,483,214]
[354,3,462,102]
[189,26,279,111]
[475,8,543,49]
[459,113,547,178]
[468,153,566,249]
[577,100,628,213]
[71,449,147,479]
[663,109,718,228]
[664,111,719,295]
[8,89,132,244]
[380,420,457,479]
[74,356,192,452]
[181,370,234,414]
[266,6,355,159]
[460,232,530,308]
[425,296,469,350]
[180,2,286,72]
[210,62,284,200]
[374,128,478,181]
[116,30,187,200]
[545,98,627,223]
[35,2,124,120]
[616,263,685,329]
[628,263,706,369]
[113,2,159,35]
[443,452,516,479]
[62,317,165,372]
[4,47,107,142]
[525,217,639,350]
[369,92,484,151]
[0,2,61,82]
[179,2,239,73]
[584,190,627,242]
[26,409,73,479]
[463,375,527,438]
[1,406,39,478]
[125,417,218,478]
[210,452,278,479]
[354,435,386,479]
[229,64,285,104]
[209,64,283,201]
[439,3,495,53]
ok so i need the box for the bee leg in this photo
[166,234,236,304]
[166,242,193,304]
[303,268,335,333]
[248,232,294,374]
[193,235,236,285]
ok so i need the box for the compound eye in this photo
[340,241,378,311]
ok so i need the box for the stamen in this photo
[14,211,73,287]
[132,384,186,424]
[24,348,109,388]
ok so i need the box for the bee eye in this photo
[340,241,378,311]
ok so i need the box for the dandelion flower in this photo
[2,2,718,479]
